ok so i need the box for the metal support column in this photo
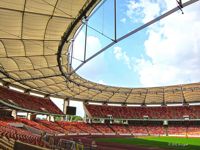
[84,17,88,61]
[69,39,74,72]
[114,0,117,41]
[63,98,69,114]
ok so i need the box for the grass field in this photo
[96,136,200,150]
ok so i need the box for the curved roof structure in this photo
[0,0,200,104]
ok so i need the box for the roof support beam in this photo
[16,74,61,82]
[0,6,75,20]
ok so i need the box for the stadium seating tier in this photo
[85,104,200,119]
[0,86,63,114]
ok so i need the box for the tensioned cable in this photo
[82,22,114,41]
[0,29,60,54]
[41,0,73,18]
[0,28,69,70]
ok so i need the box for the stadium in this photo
[0,0,200,150]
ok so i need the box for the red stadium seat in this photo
[85,104,200,119]
[0,86,63,114]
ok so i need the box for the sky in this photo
[57,0,200,117]
[73,0,200,88]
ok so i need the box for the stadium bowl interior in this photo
[0,0,200,150]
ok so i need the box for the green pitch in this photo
[96,136,200,150]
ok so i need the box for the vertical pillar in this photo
[27,113,36,120]
[11,110,17,119]
[46,115,50,121]
[27,113,31,120]
[62,99,69,121]
[63,98,69,114]
[50,115,55,122]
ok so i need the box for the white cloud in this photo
[73,31,102,66]
[120,18,127,24]
[133,59,197,87]
[133,0,200,87]
[112,0,200,87]
[113,46,123,60]
[98,80,105,85]
[113,46,131,69]
[72,31,106,78]
[126,0,161,23]
[71,0,200,88]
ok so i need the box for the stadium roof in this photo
[0,0,200,104]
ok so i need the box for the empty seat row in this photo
[0,120,47,147]
[0,86,63,114]
[85,104,200,119]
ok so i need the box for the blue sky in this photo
[52,0,200,117]
[72,0,200,88]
